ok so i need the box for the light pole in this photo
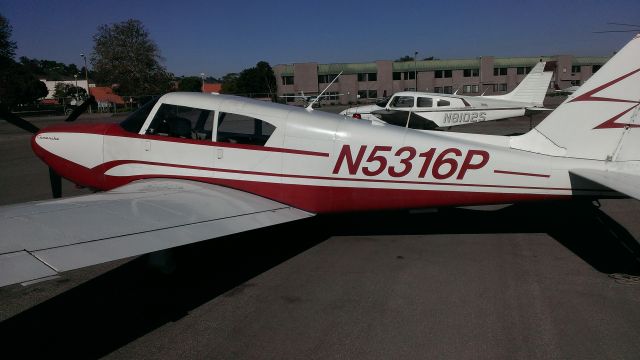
[200,73,205,92]
[414,51,418,91]
[80,53,91,113]
[74,74,79,100]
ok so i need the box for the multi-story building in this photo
[273,55,609,105]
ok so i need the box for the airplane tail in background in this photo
[511,34,640,162]
[486,61,553,106]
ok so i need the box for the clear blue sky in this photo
[1,0,639,78]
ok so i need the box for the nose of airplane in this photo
[31,123,110,190]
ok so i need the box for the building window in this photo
[443,86,453,94]
[499,83,507,92]
[592,65,602,73]
[571,65,581,73]
[357,73,377,82]
[401,71,416,80]
[434,87,443,93]
[357,89,377,99]
[318,74,339,83]
[516,67,526,75]
[435,70,452,78]
[281,76,294,85]
[463,69,479,77]
[323,91,340,101]
[393,72,402,80]
[493,67,507,76]
[463,85,479,93]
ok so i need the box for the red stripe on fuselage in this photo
[493,169,550,178]
[99,160,572,191]
[34,147,610,213]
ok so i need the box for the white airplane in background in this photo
[552,83,580,95]
[341,61,554,129]
[1,35,640,288]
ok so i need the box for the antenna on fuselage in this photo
[306,71,343,111]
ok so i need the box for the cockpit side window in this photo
[146,104,214,141]
[120,96,159,133]
[216,112,276,146]
[417,97,433,108]
[390,96,414,108]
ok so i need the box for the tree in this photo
[0,13,16,60]
[395,55,414,62]
[222,61,276,98]
[178,76,202,92]
[18,56,83,80]
[220,73,239,94]
[0,62,48,105]
[0,14,48,106]
[91,19,173,97]
[53,82,87,100]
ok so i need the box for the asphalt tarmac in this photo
[1,103,640,359]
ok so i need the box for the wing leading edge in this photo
[0,179,313,287]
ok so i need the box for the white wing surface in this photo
[570,169,640,201]
[0,179,313,287]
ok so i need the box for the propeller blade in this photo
[48,167,62,198]
[65,96,97,122]
[0,105,40,134]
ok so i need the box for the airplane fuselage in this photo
[31,94,614,214]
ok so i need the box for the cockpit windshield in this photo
[375,97,391,107]
[120,96,160,133]
[390,96,414,108]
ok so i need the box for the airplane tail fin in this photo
[487,61,553,106]
[510,34,640,161]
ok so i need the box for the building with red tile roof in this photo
[89,87,125,105]
[202,83,222,94]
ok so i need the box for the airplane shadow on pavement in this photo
[0,201,638,358]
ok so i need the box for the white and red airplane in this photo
[1,35,639,288]
[340,61,554,129]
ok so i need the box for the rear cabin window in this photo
[146,104,214,141]
[217,112,276,146]
[390,96,414,108]
[417,97,433,108]
[437,99,451,107]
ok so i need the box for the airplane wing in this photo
[570,169,640,200]
[0,179,313,287]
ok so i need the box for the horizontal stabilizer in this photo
[0,179,313,287]
[570,169,640,200]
